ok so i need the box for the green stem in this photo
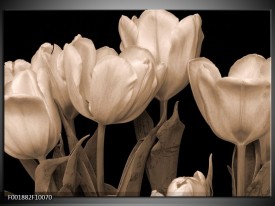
[236,144,246,196]
[97,123,106,196]
[159,100,168,125]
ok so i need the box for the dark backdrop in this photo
[3,10,270,197]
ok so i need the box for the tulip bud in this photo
[166,171,210,196]
[119,10,204,101]
[4,60,61,160]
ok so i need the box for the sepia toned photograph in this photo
[3,9,271,199]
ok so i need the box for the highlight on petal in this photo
[88,55,137,124]
[5,96,51,160]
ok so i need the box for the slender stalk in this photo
[159,100,168,125]
[96,123,106,196]
[236,144,246,196]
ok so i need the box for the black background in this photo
[3,10,270,197]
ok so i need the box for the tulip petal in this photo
[119,15,138,50]
[159,14,202,101]
[5,95,50,160]
[215,77,270,145]
[228,54,267,80]
[260,57,271,83]
[136,10,179,63]
[71,35,97,103]
[35,67,62,151]
[96,46,118,63]
[4,61,14,85]
[63,44,94,120]
[88,55,137,124]
[11,69,43,98]
[118,47,157,122]
[13,59,31,74]
[188,57,221,124]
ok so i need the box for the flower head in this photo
[188,54,271,146]
[63,34,166,125]
[119,10,204,101]
[4,59,61,160]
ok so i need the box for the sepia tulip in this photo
[166,171,211,196]
[31,42,78,120]
[4,60,62,160]
[119,10,204,102]
[63,34,166,125]
[188,54,271,196]
[63,34,166,195]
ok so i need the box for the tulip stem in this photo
[160,100,168,123]
[97,123,106,196]
[236,144,246,196]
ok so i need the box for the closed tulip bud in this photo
[166,171,210,196]
[63,34,166,125]
[119,10,204,101]
[31,43,78,119]
[4,60,61,160]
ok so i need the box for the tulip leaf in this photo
[34,156,69,194]
[116,124,161,196]
[104,183,117,196]
[134,110,154,141]
[77,159,97,196]
[62,135,89,194]
[83,128,98,175]
[206,153,213,196]
[57,185,74,196]
[52,138,67,190]
[146,101,184,194]
[246,161,270,196]
[19,159,38,181]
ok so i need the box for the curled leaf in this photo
[117,114,161,196]
[62,135,89,193]
[34,156,69,194]
[246,161,271,196]
[146,101,184,194]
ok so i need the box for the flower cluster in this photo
[4,10,271,197]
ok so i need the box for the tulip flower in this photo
[63,34,166,195]
[166,171,211,196]
[188,54,271,196]
[31,43,78,120]
[4,59,62,161]
[119,10,204,119]
[31,43,79,152]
